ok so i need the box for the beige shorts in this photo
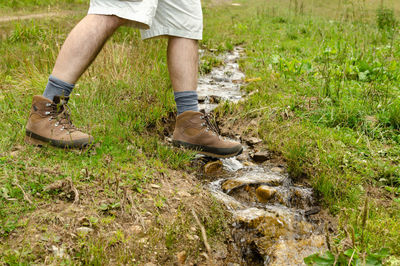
[88,0,203,40]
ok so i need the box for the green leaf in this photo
[98,203,109,211]
[304,251,335,265]
[365,248,390,266]
[365,256,381,266]
[369,248,390,259]
[344,249,354,257]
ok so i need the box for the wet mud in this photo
[197,47,327,265]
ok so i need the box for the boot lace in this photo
[45,101,77,132]
[200,114,220,137]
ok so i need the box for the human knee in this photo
[106,15,128,28]
[89,14,127,31]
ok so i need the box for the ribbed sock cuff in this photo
[174,91,199,115]
[43,75,75,101]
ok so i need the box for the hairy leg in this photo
[52,14,127,84]
[167,37,199,92]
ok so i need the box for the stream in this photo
[197,47,327,265]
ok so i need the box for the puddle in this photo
[197,47,327,265]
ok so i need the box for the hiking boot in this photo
[25,95,93,148]
[172,111,243,158]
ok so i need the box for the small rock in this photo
[252,151,270,163]
[305,207,321,216]
[246,137,262,146]
[165,137,172,143]
[236,153,247,161]
[198,95,206,103]
[204,160,223,175]
[144,263,156,266]
[76,227,94,235]
[256,186,277,203]
[221,179,245,192]
[243,161,255,167]
[177,251,187,265]
[209,95,222,103]
[271,167,284,173]
[150,184,160,189]
[220,126,231,137]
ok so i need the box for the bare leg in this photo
[52,14,126,84]
[167,37,199,92]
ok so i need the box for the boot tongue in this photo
[53,95,70,105]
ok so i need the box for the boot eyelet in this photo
[45,111,50,115]
[46,103,51,107]
[55,122,59,127]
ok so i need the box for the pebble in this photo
[198,95,206,103]
[236,153,247,161]
[177,251,187,265]
[256,185,277,203]
[221,179,245,192]
[243,161,255,167]
[271,167,284,173]
[246,137,262,146]
[252,151,270,163]
[204,160,223,175]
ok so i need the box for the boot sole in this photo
[172,140,243,159]
[25,130,92,149]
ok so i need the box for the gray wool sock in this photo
[43,75,75,101]
[174,91,199,115]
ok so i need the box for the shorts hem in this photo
[88,6,151,30]
[141,27,203,40]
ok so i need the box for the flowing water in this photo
[197,47,326,265]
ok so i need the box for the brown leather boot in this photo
[25,95,93,148]
[172,111,243,158]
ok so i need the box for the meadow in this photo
[1,0,399,264]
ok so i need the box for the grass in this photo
[0,3,234,265]
[0,0,87,16]
[1,0,400,264]
[203,0,400,262]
